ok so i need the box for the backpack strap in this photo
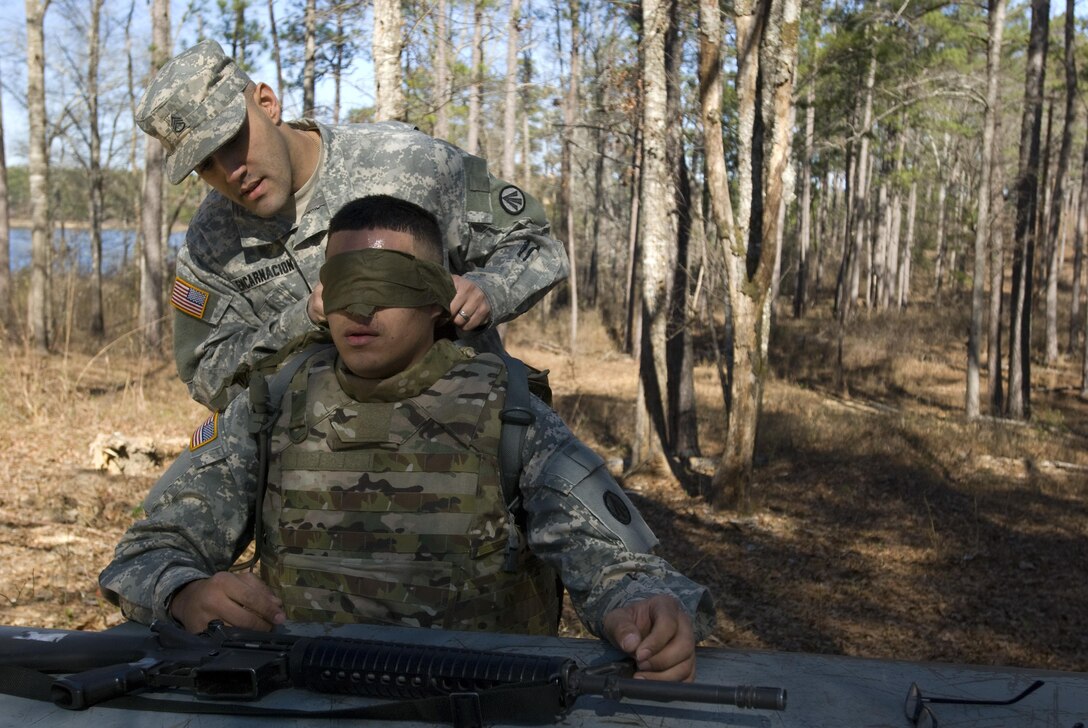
[495,352,535,574]
[233,342,335,572]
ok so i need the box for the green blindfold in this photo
[320,248,456,317]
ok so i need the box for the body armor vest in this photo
[259,348,560,635]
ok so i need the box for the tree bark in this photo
[1070,126,1088,354]
[1045,0,1076,366]
[562,0,580,355]
[303,0,316,115]
[373,0,406,121]
[1008,0,1049,419]
[466,0,485,154]
[701,0,800,509]
[633,0,673,467]
[794,80,814,318]
[433,0,451,139]
[25,0,52,350]
[139,0,169,351]
[899,180,917,308]
[267,0,285,101]
[501,0,522,181]
[967,0,1007,419]
[87,0,106,338]
[666,0,698,461]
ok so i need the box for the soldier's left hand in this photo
[602,594,696,682]
[449,275,491,331]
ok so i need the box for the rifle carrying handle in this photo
[51,661,151,710]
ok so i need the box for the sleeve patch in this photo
[190,412,219,450]
[499,186,526,215]
[171,276,211,319]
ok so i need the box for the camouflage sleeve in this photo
[454,170,569,326]
[173,233,323,410]
[97,396,260,624]
[518,399,716,641]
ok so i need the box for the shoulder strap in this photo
[496,352,534,512]
[234,342,335,572]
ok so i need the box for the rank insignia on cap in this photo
[171,276,210,319]
[499,185,526,215]
[190,412,219,450]
[171,114,187,134]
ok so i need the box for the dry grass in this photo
[0,302,1086,673]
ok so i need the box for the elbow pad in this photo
[540,440,658,553]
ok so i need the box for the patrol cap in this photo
[135,40,252,184]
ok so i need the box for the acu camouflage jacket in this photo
[170,120,569,409]
[98,343,715,641]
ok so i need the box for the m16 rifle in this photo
[0,620,786,726]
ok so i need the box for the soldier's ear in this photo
[253,82,281,124]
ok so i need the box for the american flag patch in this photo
[190,413,219,450]
[171,277,210,319]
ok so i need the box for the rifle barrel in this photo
[575,673,787,711]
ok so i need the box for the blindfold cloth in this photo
[320,248,457,318]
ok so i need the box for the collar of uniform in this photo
[289,119,332,246]
[232,119,328,251]
[335,339,470,403]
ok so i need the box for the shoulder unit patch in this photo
[190,412,219,450]
[499,185,526,215]
[171,277,211,319]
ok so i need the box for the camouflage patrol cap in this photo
[135,40,252,184]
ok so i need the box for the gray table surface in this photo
[0,621,1084,727]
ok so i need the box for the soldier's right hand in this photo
[169,571,287,633]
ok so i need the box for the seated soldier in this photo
[99,195,714,682]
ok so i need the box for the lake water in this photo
[4,226,187,273]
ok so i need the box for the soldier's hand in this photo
[602,594,696,682]
[449,276,491,331]
[308,282,326,325]
[169,571,286,633]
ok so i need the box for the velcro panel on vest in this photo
[265,356,559,634]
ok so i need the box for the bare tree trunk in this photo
[501,0,522,181]
[967,0,1007,418]
[466,0,485,154]
[623,127,642,355]
[1045,0,1076,366]
[933,137,951,302]
[331,9,344,123]
[302,0,316,115]
[633,0,673,467]
[139,0,169,351]
[373,0,406,121]
[794,81,814,318]
[840,54,875,321]
[562,0,580,355]
[666,0,697,461]
[267,0,285,101]
[886,130,905,309]
[899,180,917,308]
[873,176,889,309]
[86,0,106,338]
[1008,0,1049,420]
[989,217,1005,414]
[25,0,52,350]
[519,27,533,184]
[433,0,450,139]
[1070,126,1088,354]
[0,74,10,333]
[701,0,800,509]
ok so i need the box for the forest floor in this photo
[0,299,1086,674]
